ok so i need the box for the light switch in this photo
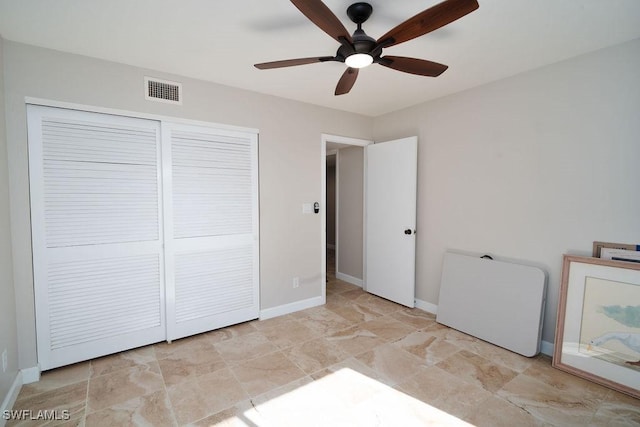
[302,203,312,214]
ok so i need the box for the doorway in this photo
[320,134,372,301]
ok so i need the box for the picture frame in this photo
[553,255,640,399]
[600,248,640,264]
[592,241,640,258]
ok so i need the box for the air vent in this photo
[145,77,182,105]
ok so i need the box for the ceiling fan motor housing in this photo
[352,28,376,54]
[347,2,373,24]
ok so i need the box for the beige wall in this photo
[3,40,372,370]
[337,146,364,280]
[4,35,639,375]
[326,161,336,247]
[373,39,640,344]
[0,36,19,406]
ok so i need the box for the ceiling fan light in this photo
[345,53,373,69]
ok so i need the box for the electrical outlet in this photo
[1,349,7,373]
[293,277,300,288]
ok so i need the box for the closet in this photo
[27,105,259,370]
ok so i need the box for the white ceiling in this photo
[1,0,639,117]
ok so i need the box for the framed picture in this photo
[600,248,640,264]
[553,255,640,399]
[592,241,640,258]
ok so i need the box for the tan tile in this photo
[50,418,85,427]
[291,306,352,335]
[90,347,156,378]
[167,367,248,425]
[9,382,87,427]
[231,351,306,397]
[590,389,640,426]
[395,365,493,420]
[436,349,518,393]
[309,356,384,383]
[497,373,601,426]
[157,339,226,387]
[450,335,535,373]
[338,288,368,301]
[522,356,611,399]
[6,415,86,427]
[423,322,479,349]
[389,308,437,329]
[154,333,212,360]
[87,362,164,413]
[84,389,176,427]
[185,400,266,427]
[251,314,296,331]
[256,318,320,350]
[355,294,404,315]
[250,377,352,426]
[205,321,257,344]
[465,395,545,427]
[282,337,349,374]
[326,303,383,324]
[250,372,385,426]
[326,325,385,356]
[17,362,91,400]
[249,376,314,404]
[213,331,278,365]
[359,316,416,343]
[355,343,425,386]
[354,384,478,427]
[326,280,361,294]
[323,293,352,310]
[393,331,460,365]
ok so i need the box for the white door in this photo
[162,123,259,341]
[365,137,417,307]
[28,105,166,370]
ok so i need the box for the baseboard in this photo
[540,340,554,357]
[20,367,40,385]
[414,298,437,314]
[260,296,324,320]
[327,244,335,250]
[1,371,23,426]
[335,272,363,287]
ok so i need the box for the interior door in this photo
[162,122,260,341]
[365,137,417,307]
[28,105,166,370]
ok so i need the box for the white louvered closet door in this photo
[27,105,166,370]
[162,123,259,340]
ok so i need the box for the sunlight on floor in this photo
[216,367,475,427]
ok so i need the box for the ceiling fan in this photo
[254,0,479,95]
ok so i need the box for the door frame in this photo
[320,134,373,301]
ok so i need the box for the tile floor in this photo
[8,251,640,426]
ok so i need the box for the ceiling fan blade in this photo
[335,67,359,95]
[378,56,448,77]
[290,0,353,43]
[377,0,478,48]
[254,56,335,70]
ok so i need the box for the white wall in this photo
[373,39,640,343]
[3,40,372,370]
[337,146,364,280]
[0,36,19,408]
